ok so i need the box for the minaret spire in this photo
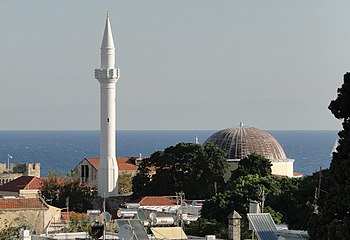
[100,12,115,69]
[95,13,120,197]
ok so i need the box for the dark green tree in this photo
[267,170,331,230]
[230,153,272,181]
[200,154,297,239]
[202,174,281,221]
[132,142,229,199]
[308,72,350,239]
[41,171,97,212]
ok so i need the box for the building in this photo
[0,175,42,197]
[0,163,40,186]
[0,197,61,233]
[204,122,298,178]
[73,157,141,186]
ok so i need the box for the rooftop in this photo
[139,196,177,206]
[0,176,42,192]
[85,157,139,171]
[0,197,48,210]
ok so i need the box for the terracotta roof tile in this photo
[0,198,48,209]
[293,172,303,177]
[0,176,42,192]
[85,158,138,171]
[139,196,177,206]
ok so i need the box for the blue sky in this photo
[0,1,347,130]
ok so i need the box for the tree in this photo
[308,72,350,239]
[132,142,229,199]
[202,174,281,221]
[200,154,303,238]
[201,174,284,239]
[118,172,134,194]
[41,171,97,212]
[229,153,272,181]
[185,218,227,239]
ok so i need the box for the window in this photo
[81,165,90,182]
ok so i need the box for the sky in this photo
[0,1,348,130]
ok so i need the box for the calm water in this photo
[0,130,338,177]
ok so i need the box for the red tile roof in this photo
[139,196,177,206]
[0,198,48,209]
[293,172,303,178]
[0,176,43,192]
[85,158,138,171]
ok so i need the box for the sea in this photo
[0,130,338,177]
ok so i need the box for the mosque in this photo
[91,13,300,199]
[204,122,301,178]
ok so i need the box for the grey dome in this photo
[204,123,287,160]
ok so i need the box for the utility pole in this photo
[176,192,185,227]
[317,167,322,199]
[66,197,69,222]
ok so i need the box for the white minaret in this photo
[94,12,120,197]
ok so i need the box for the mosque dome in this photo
[204,123,287,160]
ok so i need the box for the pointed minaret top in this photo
[101,12,115,50]
[100,11,116,69]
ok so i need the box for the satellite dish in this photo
[99,211,112,223]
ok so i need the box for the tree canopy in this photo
[308,72,350,239]
[199,153,317,238]
[229,153,272,181]
[41,171,97,213]
[132,142,229,199]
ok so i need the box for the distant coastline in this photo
[0,130,337,177]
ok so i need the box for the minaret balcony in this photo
[94,69,120,82]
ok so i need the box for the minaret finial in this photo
[107,10,109,18]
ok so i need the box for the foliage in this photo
[118,172,133,194]
[201,174,281,239]
[264,206,283,224]
[132,142,229,199]
[200,153,319,238]
[0,218,31,240]
[185,218,227,239]
[202,174,281,222]
[41,170,97,212]
[230,153,272,181]
[308,72,350,239]
[68,213,91,232]
[201,154,276,222]
[267,170,331,230]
